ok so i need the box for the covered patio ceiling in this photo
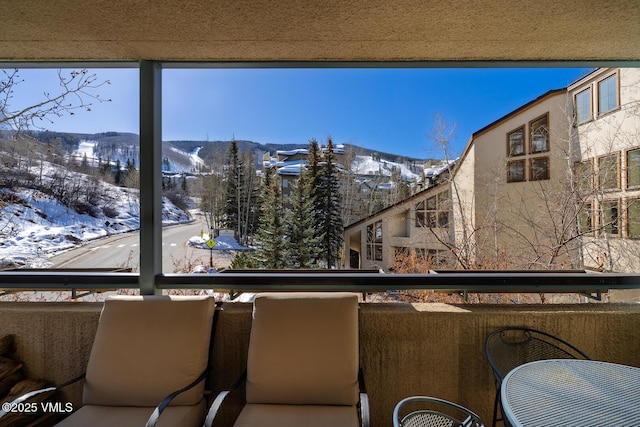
[1,0,639,63]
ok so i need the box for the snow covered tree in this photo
[285,168,323,268]
[253,167,289,268]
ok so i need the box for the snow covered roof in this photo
[276,148,309,156]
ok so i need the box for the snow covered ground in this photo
[0,162,191,269]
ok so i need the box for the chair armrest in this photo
[203,389,232,427]
[0,373,85,420]
[203,369,247,427]
[145,369,208,427]
[358,367,370,427]
[359,392,370,427]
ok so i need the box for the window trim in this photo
[529,156,550,181]
[597,152,621,191]
[626,147,640,189]
[507,159,526,183]
[529,113,550,154]
[507,126,526,157]
[579,202,594,236]
[574,87,592,124]
[415,191,450,229]
[596,71,620,117]
[574,159,595,193]
[366,220,383,261]
[626,198,640,239]
[599,198,621,237]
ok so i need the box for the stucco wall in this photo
[1,301,639,426]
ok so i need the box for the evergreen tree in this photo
[238,149,260,245]
[314,137,343,268]
[224,139,240,234]
[181,173,188,194]
[285,168,323,268]
[253,167,289,268]
[114,158,122,185]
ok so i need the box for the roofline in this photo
[344,180,450,230]
[471,88,566,138]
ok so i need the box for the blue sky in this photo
[5,67,590,159]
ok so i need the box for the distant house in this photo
[342,167,453,271]
[344,67,640,273]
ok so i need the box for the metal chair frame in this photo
[393,396,484,427]
[484,326,590,427]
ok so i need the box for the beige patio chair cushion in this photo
[234,403,359,427]
[82,295,214,407]
[54,401,206,427]
[245,292,359,406]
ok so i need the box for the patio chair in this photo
[484,326,590,427]
[1,295,217,427]
[393,396,485,427]
[204,292,369,427]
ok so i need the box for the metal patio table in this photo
[501,359,640,427]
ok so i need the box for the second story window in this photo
[598,73,618,115]
[575,88,592,124]
[530,114,549,153]
[508,127,525,156]
[416,192,450,228]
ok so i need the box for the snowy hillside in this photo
[0,160,191,269]
[72,138,206,173]
[351,155,421,180]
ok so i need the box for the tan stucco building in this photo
[345,67,640,273]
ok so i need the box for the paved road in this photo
[48,221,214,273]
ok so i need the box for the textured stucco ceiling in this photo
[1,0,639,62]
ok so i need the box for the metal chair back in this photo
[484,327,590,426]
[394,396,485,427]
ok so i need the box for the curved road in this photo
[48,221,213,273]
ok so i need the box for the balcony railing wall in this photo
[1,301,638,426]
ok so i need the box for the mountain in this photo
[20,131,433,174]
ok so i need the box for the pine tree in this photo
[285,168,323,268]
[314,137,344,268]
[224,139,240,234]
[253,167,289,268]
[114,158,122,185]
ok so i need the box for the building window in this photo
[416,191,450,228]
[530,157,550,181]
[507,160,526,183]
[598,73,618,115]
[627,148,640,188]
[600,200,620,236]
[628,199,640,238]
[507,127,525,156]
[530,114,549,153]
[597,153,620,190]
[574,160,594,194]
[575,88,592,124]
[366,220,383,261]
[579,202,594,235]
